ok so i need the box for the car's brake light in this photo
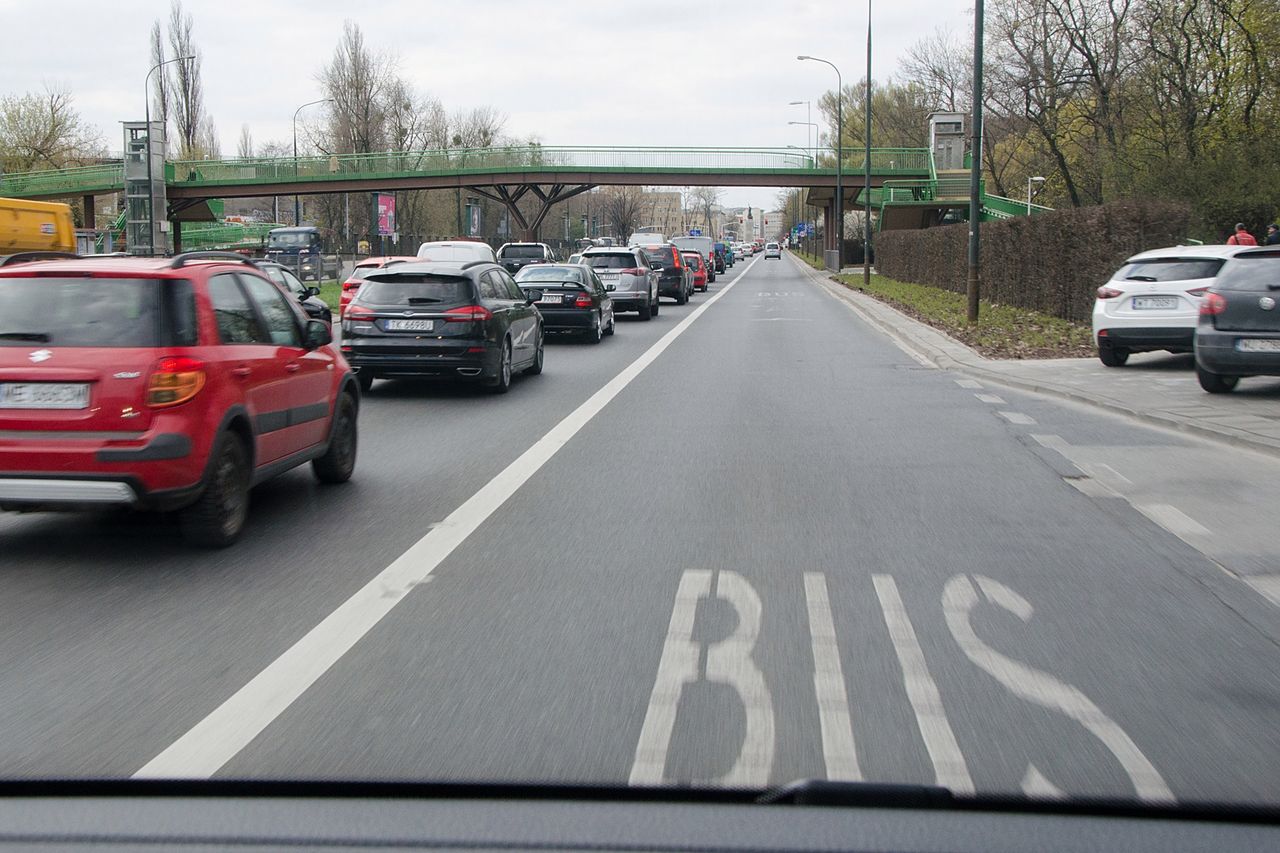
[671,252,682,268]
[1186,286,1209,297]
[342,280,362,291]
[619,268,646,276]
[574,293,592,307]
[445,305,493,322]
[1096,286,1123,299]
[1200,292,1228,316]
[345,306,374,321]
[146,356,206,408]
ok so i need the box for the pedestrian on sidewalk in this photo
[1265,223,1280,246]
[1227,222,1258,246]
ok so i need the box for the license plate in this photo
[384,319,435,332]
[539,294,563,304]
[1131,296,1178,310]
[0,382,90,409]
[1236,339,1280,352]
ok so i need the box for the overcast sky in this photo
[4,0,974,211]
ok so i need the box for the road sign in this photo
[689,228,701,236]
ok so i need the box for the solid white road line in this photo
[135,260,757,780]
[872,575,975,794]
[1243,575,1280,609]
[803,573,862,781]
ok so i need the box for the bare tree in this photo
[149,20,171,152]
[901,27,971,112]
[0,86,104,172]
[602,186,647,241]
[165,0,215,158]
[688,186,721,234]
[236,124,253,158]
[318,21,393,154]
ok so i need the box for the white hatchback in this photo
[1091,245,1249,367]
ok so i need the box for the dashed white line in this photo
[1136,503,1211,538]
[1030,434,1070,452]
[135,265,751,780]
[803,573,862,781]
[955,379,983,389]
[998,411,1037,425]
[872,575,975,794]
[974,393,1006,404]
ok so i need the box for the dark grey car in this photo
[342,260,544,394]
[1194,249,1280,393]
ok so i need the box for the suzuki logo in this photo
[28,349,52,363]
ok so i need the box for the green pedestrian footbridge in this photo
[0,144,1048,244]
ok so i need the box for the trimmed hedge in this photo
[874,199,1192,323]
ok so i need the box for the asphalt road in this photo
[2,253,1280,805]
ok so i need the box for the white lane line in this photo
[998,411,1037,425]
[1021,765,1067,799]
[955,379,983,389]
[1136,503,1211,538]
[974,393,1006,404]
[802,573,862,781]
[1030,434,1070,452]
[1079,462,1132,487]
[136,264,752,780]
[629,570,711,785]
[1243,575,1280,609]
[872,575,975,794]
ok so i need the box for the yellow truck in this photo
[0,197,76,257]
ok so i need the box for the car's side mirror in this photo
[303,318,331,349]
[304,286,321,298]
[651,266,664,272]
[524,288,543,304]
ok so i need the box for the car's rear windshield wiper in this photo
[0,331,51,341]
[1124,275,1159,282]
[406,297,441,304]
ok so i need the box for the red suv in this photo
[0,251,360,547]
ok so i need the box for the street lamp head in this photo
[788,100,805,105]
[797,55,811,61]
[1031,176,1046,182]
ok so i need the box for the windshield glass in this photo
[1117,259,1225,282]
[267,232,314,249]
[1214,253,1280,291]
[500,245,545,258]
[516,266,583,283]
[0,277,194,347]
[358,276,471,304]
[584,253,639,269]
[8,0,1280,816]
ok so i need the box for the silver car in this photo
[581,247,660,321]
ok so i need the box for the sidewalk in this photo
[792,256,1280,458]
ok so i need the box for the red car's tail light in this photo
[345,306,375,321]
[444,305,493,322]
[146,356,206,408]
[1096,286,1123,299]
[1200,292,1228,316]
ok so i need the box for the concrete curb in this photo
[786,253,1280,460]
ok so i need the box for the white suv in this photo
[1092,244,1249,367]
[764,242,781,259]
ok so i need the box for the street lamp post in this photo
[798,55,842,271]
[967,0,986,324]
[864,0,873,288]
[144,54,194,256]
[293,98,333,226]
[1026,176,1045,214]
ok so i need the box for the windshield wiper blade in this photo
[757,779,955,807]
[0,331,51,341]
[1124,275,1158,282]
[407,297,440,304]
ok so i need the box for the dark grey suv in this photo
[1195,249,1280,393]
[342,260,544,394]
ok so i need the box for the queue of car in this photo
[1091,243,1280,393]
[0,228,736,548]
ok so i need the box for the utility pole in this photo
[966,0,985,323]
